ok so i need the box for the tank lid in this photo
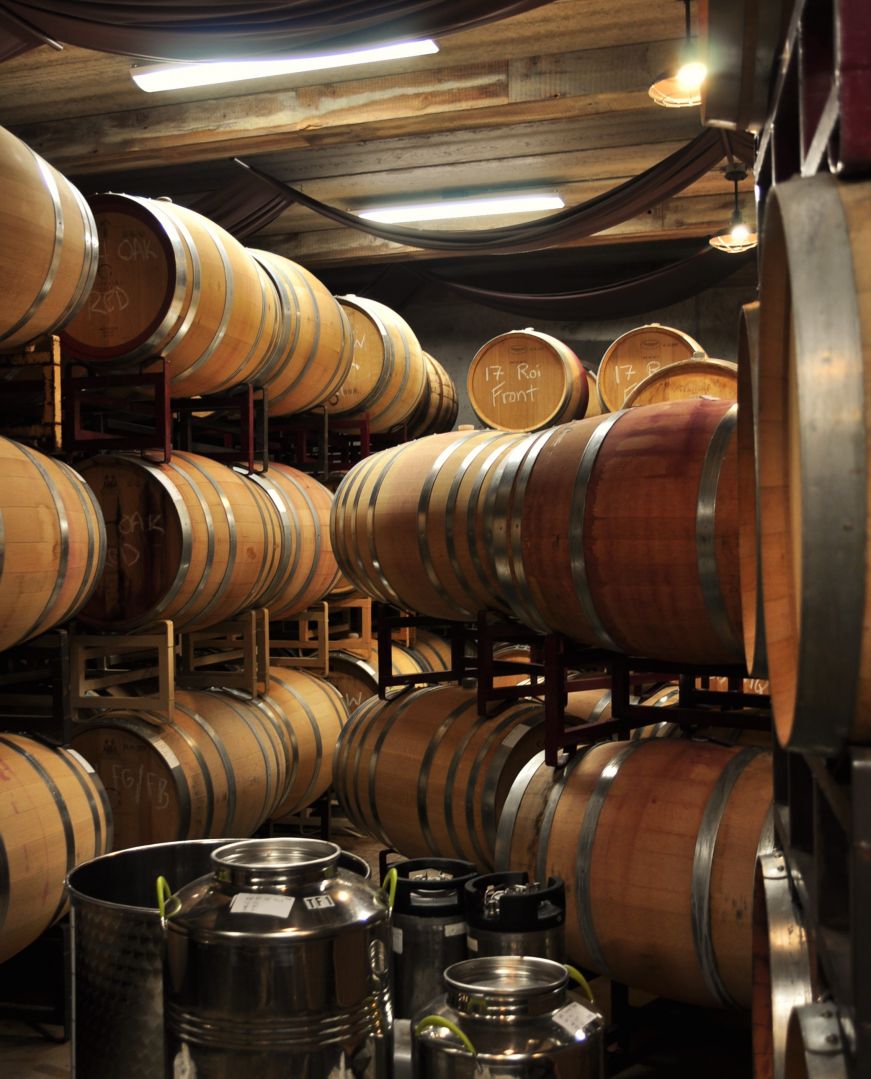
[391,858,476,917]
[464,872,565,932]
[444,956,568,1016]
[212,838,340,889]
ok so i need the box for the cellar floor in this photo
[0,827,752,1078]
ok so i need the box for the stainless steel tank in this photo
[163,837,391,1077]
[412,955,604,1078]
[464,872,565,960]
[67,838,370,1079]
[389,858,476,1020]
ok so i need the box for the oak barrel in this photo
[408,629,453,672]
[333,684,546,869]
[242,462,339,620]
[325,643,428,713]
[326,295,427,432]
[0,125,99,351]
[71,689,289,850]
[407,351,459,438]
[0,734,112,963]
[751,852,815,1079]
[491,398,743,664]
[78,450,279,631]
[756,174,871,750]
[583,368,603,417]
[0,437,106,651]
[249,249,353,415]
[623,357,738,407]
[262,667,348,818]
[467,328,588,431]
[701,0,789,135]
[597,324,705,411]
[61,194,281,397]
[737,302,768,678]
[496,739,773,1008]
[330,429,528,619]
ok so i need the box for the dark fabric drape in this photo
[0,1,554,62]
[190,176,292,242]
[415,246,756,320]
[234,129,754,253]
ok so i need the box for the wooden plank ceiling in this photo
[0,0,754,295]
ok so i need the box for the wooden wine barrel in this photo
[0,437,107,651]
[249,249,353,415]
[326,295,427,432]
[61,194,281,397]
[78,451,279,632]
[261,667,348,819]
[242,462,339,620]
[497,739,773,1008]
[752,852,815,1079]
[333,685,546,869]
[783,1004,846,1079]
[71,689,289,850]
[0,734,112,964]
[467,329,588,432]
[331,429,528,619]
[756,174,871,750]
[492,397,743,664]
[325,570,362,602]
[737,302,768,679]
[409,629,453,672]
[701,0,789,135]
[583,369,603,417]
[0,125,99,351]
[623,357,738,407]
[407,351,459,438]
[597,324,705,411]
[325,643,428,713]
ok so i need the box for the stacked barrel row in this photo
[0,440,340,647]
[71,669,347,851]
[331,396,742,666]
[466,323,738,433]
[0,123,457,440]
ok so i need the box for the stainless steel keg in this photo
[389,858,476,1019]
[464,872,565,960]
[413,956,604,1078]
[163,837,391,1078]
[67,838,371,1079]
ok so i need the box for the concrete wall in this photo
[400,278,757,427]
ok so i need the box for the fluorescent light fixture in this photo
[131,38,439,92]
[357,193,565,224]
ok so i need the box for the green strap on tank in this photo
[157,875,179,922]
[381,866,398,909]
[415,1015,476,1055]
[565,964,595,1003]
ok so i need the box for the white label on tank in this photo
[303,894,336,910]
[444,922,466,937]
[466,934,479,952]
[392,926,404,954]
[229,893,295,918]
[553,1001,591,1036]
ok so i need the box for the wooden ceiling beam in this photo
[10,39,683,174]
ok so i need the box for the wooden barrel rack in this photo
[372,609,771,767]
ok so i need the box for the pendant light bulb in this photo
[676,59,707,92]
[648,0,705,108]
